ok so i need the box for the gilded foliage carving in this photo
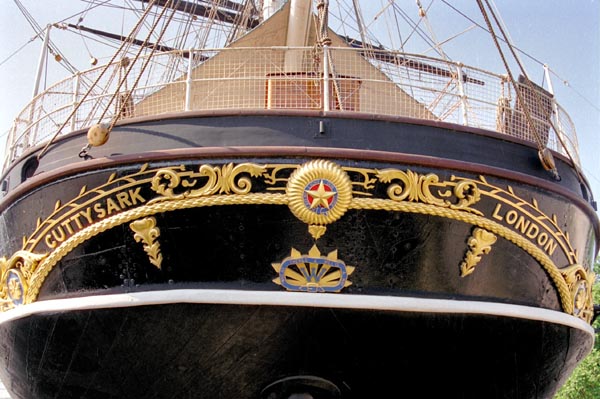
[150,163,267,201]
[0,251,47,311]
[560,265,596,323]
[460,228,498,277]
[130,217,163,269]
[376,169,482,214]
[0,159,593,324]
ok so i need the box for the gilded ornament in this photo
[286,160,352,226]
[272,245,355,293]
[130,217,163,269]
[451,180,481,210]
[6,270,25,305]
[376,169,482,214]
[7,160,592,323]
[308,225,327,240]
[0,251,47,310]
[560,265,595,323]
[150,163,267,201]
[460,227,498,277]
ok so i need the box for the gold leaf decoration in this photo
[0,251,47,311]
[130,217,163,269]
[460,228,498,277]
[377,170,482,214]
[149,163,267,201]
[560,265,596,323]
[5,159,590,322]
[107,172,117,183]
[272,245,355,293]
[286,160,353,226]
[308,225,327,240]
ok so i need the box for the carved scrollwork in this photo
[130,217,163,269]
[3,159,591,323]
[460,228,498,277]
[0,251,47,310]
[150,163,267,201]
[560,265,596,323]
[451,180,481,211]
[376,169,482,214]
[377,169,432,202]
[151,168,183,198]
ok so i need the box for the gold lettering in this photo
[51,226,66,243]
[526,223,539,239]
[80,207,93,224]
[544,239,558,256]
[491,203,559,258]
[106,198,121,215]
[537,232,549,246]
[492,203,504,221]
[60,220,74,235]
[514,216,530,235]
[505,210,518,225]
[70,214,83,229]
[45,234,57,249]
[116,192,132,209]
[129,188,146,205]
[94,202,106,219]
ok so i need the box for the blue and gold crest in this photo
[272,245,355,293]
[6,270,25,306]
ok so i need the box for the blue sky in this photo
[0,0,598,206]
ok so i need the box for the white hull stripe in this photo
[0,289,594,336]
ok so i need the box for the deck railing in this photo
[3,47,580,167]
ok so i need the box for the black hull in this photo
[3,156,592,310]
[0,299,593,399]
[0,113,597,399]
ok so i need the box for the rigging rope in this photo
[13,0,78,75]
[37,0,160,160]
[475,0,564,180]
[415,0,450,61]
[0,35,39,68]
[483,0,587,187]
[98,0,174,122]
[107,0,181,131]
[442,0,597,119]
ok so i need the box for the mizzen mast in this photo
[284,0,312,71]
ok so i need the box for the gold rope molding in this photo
[26,193,289,303]
[23,192,574,316]
[0,159,588,322]
[350,198,573,314]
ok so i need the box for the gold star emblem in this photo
[286,160,352,226]
[305,180,337,210]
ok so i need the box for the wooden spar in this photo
[66,24,208,61]
[342,36,486,86]
[136,0,260,29]
[73,2,483,86]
